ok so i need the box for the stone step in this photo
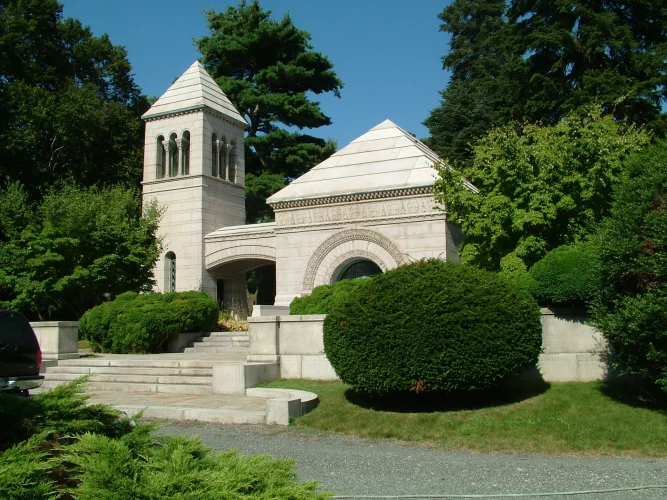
[182,346,250,354]
[191,340,249,347]
[205,332,249,339]
[57,358,219,369]
[41,380,212,395]
[45,373,212,385]
[47,366,211,377]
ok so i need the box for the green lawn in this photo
[263,379,667,457]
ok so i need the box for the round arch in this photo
[302,229,405,292]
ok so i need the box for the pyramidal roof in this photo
[267,119,443,205]
[142,61,247,126]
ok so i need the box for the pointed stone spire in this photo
[142,61,247,126]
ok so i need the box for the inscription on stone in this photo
[277,197,437,227]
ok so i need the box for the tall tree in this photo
[424,0,525,167]
[426,0,667,166]
[0,0,149,199]
[195,0,343,222]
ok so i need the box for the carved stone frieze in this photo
[270,186,433,210]
[302,229,404,291]
[276,196,438,228]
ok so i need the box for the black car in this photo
[0,309,44,394]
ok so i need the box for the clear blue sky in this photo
[61,0,452,148]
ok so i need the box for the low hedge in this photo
[290,279,368,315]
[80,291,219,353]
[529,241,598,308]
[323,260,542,394]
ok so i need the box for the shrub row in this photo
[319,260,542,394]
[79,291,219,354]
[290,279,367,315]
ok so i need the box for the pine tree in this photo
[195,0,343,222]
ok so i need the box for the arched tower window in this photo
[165,252,176,292]
[337,259,382,282]
[229,140,237,183]
[179,130,190,175]
[218,136,227,180]
[156,135,165,179]
[168,133,178,177]
[211,133,218,177]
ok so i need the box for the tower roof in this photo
[267,119,444,205]
[142,61,247,126]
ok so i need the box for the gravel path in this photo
[158,422,667,499]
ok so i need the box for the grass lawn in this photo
[264,379,667,457]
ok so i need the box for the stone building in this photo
[142,62,465,311]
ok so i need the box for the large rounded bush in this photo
[323,260,542,394]
[529,241,598,308]
[80,291,219,353]
[290,279,368,315]
[593,142,667,396]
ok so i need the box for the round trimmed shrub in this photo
[593,142,667,396]
[80,291,219,354]
[323,260,542,394]
[529,241,598,308]
[290,279,368,315]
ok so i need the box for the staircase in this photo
[41,332,250,395]
[183,331,249,353]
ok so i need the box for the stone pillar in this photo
[176,137,189,175]
[216,139,227,180]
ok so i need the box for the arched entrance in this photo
[335,259,382,282]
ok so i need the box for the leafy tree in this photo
[195,0,343,222]
[0,184,162,320]
[434,106,650,269]
[425,0,667,166]
[592,142,667,397]
[0,0,149,199]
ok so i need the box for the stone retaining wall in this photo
[248,310,608,383]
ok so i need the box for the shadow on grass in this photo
[344,378,551,413]
[599,377,667,413]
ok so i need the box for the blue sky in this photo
[61,0,452,148]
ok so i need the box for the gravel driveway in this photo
[158,422,667,499]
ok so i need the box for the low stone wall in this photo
[538,308,606,382]
[248,310,608,383]
[247,315,337,380]
[30,321,80,363]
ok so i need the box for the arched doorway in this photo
[336,259,382,282]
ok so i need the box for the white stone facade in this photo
[142,62,463,310]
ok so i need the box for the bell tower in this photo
[141,61,247,298]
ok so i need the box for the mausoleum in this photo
[141,62,465,310]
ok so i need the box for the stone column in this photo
[225,143,233,182]
[176,137,189,175]
[161,140,171,177]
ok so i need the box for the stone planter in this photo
[30,321,80,370]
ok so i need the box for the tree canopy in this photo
[0,185,162,321]
[434,106,650,269]
[0,0,149,199]
[195,0,343,222]
[425,0,667,166]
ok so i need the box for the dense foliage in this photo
[425,0,667,166]
[0,0,148,198]
[592,142,667,396]
[323,260,542,394]
[195,0,343,222]
[529,241,599,308]
[0,185,162,321]
[290,279,367,315]
[80,291,219,354]
[434,107,649,269]
[0,380,330,499]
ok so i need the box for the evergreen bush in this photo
[592,142,667,396]
[323,260,542,394]
[290,279,368,315]
[80,291,219,353]
[529,241,598,308]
